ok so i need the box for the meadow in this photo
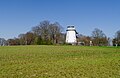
[0,45,120,78]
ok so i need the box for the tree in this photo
[115,30,120,39]
[18,34,26,45]
[24,32,35,45]
[7,38,20,45]
[91,28,108,46]
[0,38,6,46]
[77,34,92,46]
[7,39,15,45]
[49,22,63,44]
[32,26,41,36]
[34,36,42,45]
[32,20,50,45]
[32,20,63,45]
[18,32,36,45]
[92,28,106,38]
[113,30,120,46]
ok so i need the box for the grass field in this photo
[0,45,120,78]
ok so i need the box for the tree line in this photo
[7,20,65,45]
[0,20,120,46]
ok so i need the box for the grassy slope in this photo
[0,45,120,78]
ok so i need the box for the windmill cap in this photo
[67,26,75,28]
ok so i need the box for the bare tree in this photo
[115,30,120,39]
[92,28,108,46]
[32,20,63,45]
[92,28,106,38]
[49,22,63,44]
[18,34,26,45]
[32,26,41,36]
[113,30,120,46]
[25,32,35,45]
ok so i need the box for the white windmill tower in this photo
[66,26,77,44]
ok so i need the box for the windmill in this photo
[66,26,78,45]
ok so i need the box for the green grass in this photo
[0,45,120,78]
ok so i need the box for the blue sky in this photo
[0,0,120,39]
